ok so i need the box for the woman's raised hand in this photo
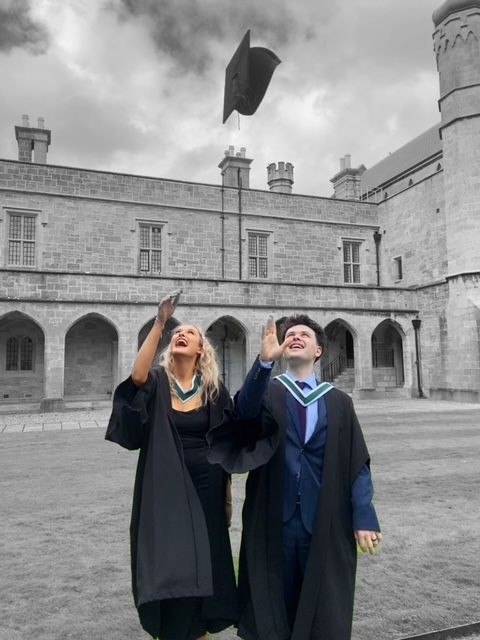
[260,315,293,362]
[155,289,182,327]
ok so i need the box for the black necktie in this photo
[295,381,307,443]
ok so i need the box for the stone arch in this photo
[371,319,405,387]
[206,316,247,394]
[64,313,119,399]
[0,311,45,402]
[0,310,47,335]
[64,311,120,337]
[323,319,357,389]
[138,316,181,363]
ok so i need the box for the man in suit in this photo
[234,314,382,640]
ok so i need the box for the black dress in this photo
[105,370,238,640]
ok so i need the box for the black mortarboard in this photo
[222,30,281,124]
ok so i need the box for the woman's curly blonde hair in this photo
[158,324,220,403]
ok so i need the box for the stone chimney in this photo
[267,161,294,194]
[330,155,366,200]
[14,115,51,163]
[218,146,252,188]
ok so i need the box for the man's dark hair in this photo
[280,314,327,357]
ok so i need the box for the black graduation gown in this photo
[105,368,238,639]
[207,380,371,640]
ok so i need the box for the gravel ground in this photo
[1,397,479,640]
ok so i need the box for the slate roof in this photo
[360,124,442,193]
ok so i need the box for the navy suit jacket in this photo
[235,358,380,533]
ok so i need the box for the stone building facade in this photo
[0,0,479,410]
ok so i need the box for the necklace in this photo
[171,374,202,404]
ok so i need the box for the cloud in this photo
[112,0,296,75]
[0,0,444,197]
[0,0,49,54]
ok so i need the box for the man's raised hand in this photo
[260,315,293,362]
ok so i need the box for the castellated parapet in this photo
[267,161,294,194]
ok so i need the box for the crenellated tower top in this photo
[267,162,294,194]
[433,0,480,99]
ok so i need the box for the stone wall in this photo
[0,160,380,286]
[375,171,447,287]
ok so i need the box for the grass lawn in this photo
[0,399,479,640]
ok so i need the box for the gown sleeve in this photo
[206,388,279,474]
[105,371,158,450]
[348,398,381,532]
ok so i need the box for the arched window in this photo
[5,336,34,371]
[20,337,33,370]
[6,337,19,370]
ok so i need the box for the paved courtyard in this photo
[1,397,479,434]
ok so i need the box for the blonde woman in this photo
[106,291,238,640]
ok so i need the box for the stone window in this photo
[394,256,403,280]
[139,223,163,274]
[343,240,361,283]
[7,212,36,266]
[5,336,34,371]
[248,232,269,278]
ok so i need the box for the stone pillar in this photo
[352,331,375,397]
[218,146,253,188]
[330,155,366,200]
[267,161,294,194]
[431,0,480,401]
[117,327,138,385]
[401,328,415,396]
[41,331,65,412]
[15,115,51,164]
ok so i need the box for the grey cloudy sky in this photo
[0,0,442,196]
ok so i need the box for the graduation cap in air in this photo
[222,30,281,124]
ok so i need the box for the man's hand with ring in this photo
[354,530,383,555]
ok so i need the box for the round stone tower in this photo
[432,0,480,401]
[433,0,480,276]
